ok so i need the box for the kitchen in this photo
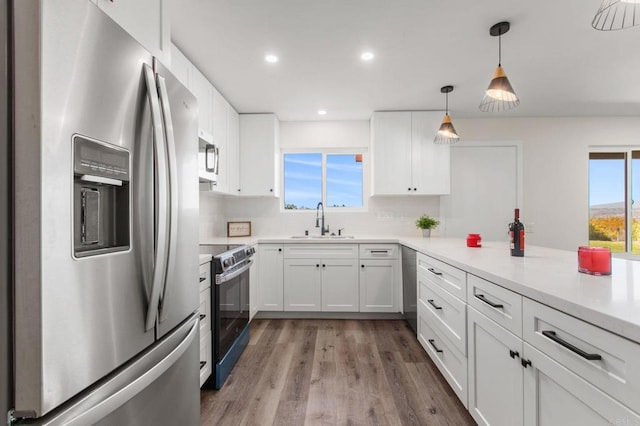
[2,0,640,425]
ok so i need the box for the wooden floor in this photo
[200,319,475,426]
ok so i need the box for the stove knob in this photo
[223,257,235,268]
[245,247,255,256]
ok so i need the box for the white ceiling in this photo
[169,0,640,122]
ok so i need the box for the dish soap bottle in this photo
[509,208,525,257]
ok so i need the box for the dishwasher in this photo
[401,246,417,335]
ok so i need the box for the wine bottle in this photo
[509,208,525,257]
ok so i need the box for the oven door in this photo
[214,260,251,361]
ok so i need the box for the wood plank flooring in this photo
[200,319,475,426]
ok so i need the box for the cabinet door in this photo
[227,108,240,195]
[257,244,283,311]
[371,112,412,195]
[523,343,640,426]
[169,43,192,90]
[359,259,398,312]
[212,89,229,193]
[190,67,213,136]
[96,0,169,61]
[322,259,359,312]
[411,111,450,195]
[239,114,279,196]
[249,248,258,320]
[468,307,524,426]
[283,259,322,311]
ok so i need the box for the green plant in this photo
[416,214,439,230]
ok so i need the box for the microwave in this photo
[198,130,218,183]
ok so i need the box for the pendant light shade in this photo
[479,22,519,113]
[434,85,460,144]
[592,0,640,31]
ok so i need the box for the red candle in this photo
[578,246,611,275]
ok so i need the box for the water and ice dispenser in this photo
[73,136,130,257]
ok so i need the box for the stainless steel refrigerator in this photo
[5,1,200,424]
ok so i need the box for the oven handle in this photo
[215,259,253,285]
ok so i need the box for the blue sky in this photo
[589,157,639,207]
[284,153,363,209]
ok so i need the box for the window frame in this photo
[281,148,368,213]
[588,146,639,257]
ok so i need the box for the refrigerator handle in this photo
[47,318,199,426]
[143,64,170,331]
[155,74,179,323]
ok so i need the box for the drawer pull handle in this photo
[199,277,206,282]
[509,349,520,359]
[199,361,207,370]
[427,268,443,276]
[428,339,443,353]
[370,250,389,254]
[475,294,504,309]
[427,299,443,310]
[199,314,206,321]
[521,359,532,368]
[541,330,602,361]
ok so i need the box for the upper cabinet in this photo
[94,0,170,62]
[227,109,240,195]
[190,67,213,138]
[239,114,280,197]
[169,44,192,89]
[371,111,450,195]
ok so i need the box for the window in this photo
[283,152,363,210]
[588,150,639,255]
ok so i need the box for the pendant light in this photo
[434,86,460,144]
[479,21,519,113]
[592,0,640,31]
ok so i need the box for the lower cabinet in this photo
[257,244,284,311]
[249,244,258,320]
[198,260,213,387]
[359,259,398,312]
[467,306,523,426]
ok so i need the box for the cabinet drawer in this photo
[523,298,640,414]
[284,244,358,259]
[199,330,212,387]
[467,275,522,337]
[417,253,466,301]
[359,244,398,259]
[199,262,211,293]
[199,288,211,335]
[418,273,466,355]
[418,304,468,408]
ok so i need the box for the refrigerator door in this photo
[13,1,157,416]
[154,60,199,339]
[29,317,200,426]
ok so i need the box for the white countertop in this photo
[200,236,640,344]
[199,254,212,264]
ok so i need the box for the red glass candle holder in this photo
[578,246,611,276]
[467,234,482,248]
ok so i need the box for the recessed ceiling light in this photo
[318,110,327,115]
[361,52,374,61]
[265,54,278,63]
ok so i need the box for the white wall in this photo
[456,116,640,250]
[199,116,640,250]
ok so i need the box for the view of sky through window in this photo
[284,153,363,210]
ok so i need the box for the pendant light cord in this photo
[498,34,502,66]
[445,91,449,115]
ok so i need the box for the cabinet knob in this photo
[408,187,411,191]
[361,264,365,268]
[322,264,326,268]
[413,188,417,191]
[269,188,273,192]
[278,248,282,252]
[521,359,532,368]
[316,264,320,268]
[509,349,520,359]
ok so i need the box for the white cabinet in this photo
[523,342,640,426]
[239,114,280,197]
[371,111,450,195]
[467,306,523,426]
[169,43,192,89]
[257,244,284,311]
[358,244,400,313]
[95,0,169,61]
[249,245,258,321]
[283,244,359,312]
[190,67,213,138]
[227,108,240,195]
[211,88,229,193]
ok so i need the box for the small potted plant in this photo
[416,214,439,237]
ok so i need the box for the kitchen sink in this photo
[290,235,355,240]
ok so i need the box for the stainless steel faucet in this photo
[315,202,329,235]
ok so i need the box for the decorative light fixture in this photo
[264,54,279,63]
[434,85,460,144]
[360,51,375,61]
[317,110,327,115]
[479,21,519,112]
[592,0,640,31]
